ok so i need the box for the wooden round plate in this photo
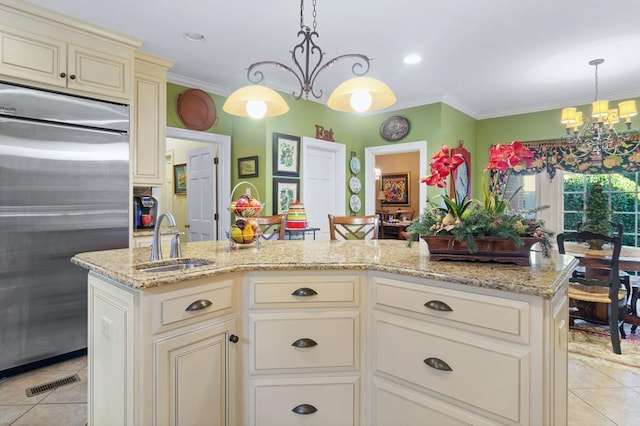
[177,88,218,131]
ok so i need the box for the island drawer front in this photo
[154,281,234,329]
[373,277,529,341]
[251,312,357,372]
[374,316,525,423]
[250,377,358,426]
[373,378,496,426]
[249,274,358,307]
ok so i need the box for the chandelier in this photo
[560,59,639,158]
[223,0,396,119]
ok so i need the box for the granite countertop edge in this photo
[71,240,577,298]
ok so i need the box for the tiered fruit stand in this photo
[228,182,264,250]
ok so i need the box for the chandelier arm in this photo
[246,61,306,100]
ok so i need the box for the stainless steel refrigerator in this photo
[0,81,129,375]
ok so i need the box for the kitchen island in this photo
[72,239,576,426]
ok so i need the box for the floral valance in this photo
[490,135,640,182]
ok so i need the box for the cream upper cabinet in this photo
[132,51,174,186]
[0,1,141,102]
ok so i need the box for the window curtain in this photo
[489,136,640,192]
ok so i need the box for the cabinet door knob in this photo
[291,287,318,297]
[229,334,239,343]
[292,403,318,415]
[185,299,212,311]
[424,300,453,312]
[59,72,66,78]
[424,357,453,371]
[69,74,76,80]
[291,338,318,348]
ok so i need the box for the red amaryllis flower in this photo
[422,145,464,188]
[485,141,534,172]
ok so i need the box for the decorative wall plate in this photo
[349,176,362,194]
[350,157,361,174]
[380,116,410,142]
[349,194,361,212]
[177,88,218,131]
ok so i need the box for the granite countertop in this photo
[71,240,577,297]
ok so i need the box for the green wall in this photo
[167,80,640,214]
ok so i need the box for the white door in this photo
[302,137,346,240]
[186,145,217,241]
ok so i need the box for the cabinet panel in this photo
[250,274,358,308]
[67,44,130,99]
[251,312,357,372]
[155,319,235,426]
[131,52,172,186]
[0,27,66,87]
[251,377,358,426]
[374,277,530,342]
[373,378,495,426]
[374,314,526,422]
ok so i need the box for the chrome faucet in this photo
[150,211,176,261]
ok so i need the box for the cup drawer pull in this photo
[292,403,318,415]
[424,300,453,312]
[291,338,318,348]
[291,287,318,297]
[185,299,213,311]
[424,357,453,371]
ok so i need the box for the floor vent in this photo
[25,374,80,397]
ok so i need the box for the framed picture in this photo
[238,155,259,178]
[381,172,410,206]
[273,177,300,214]
[450,141,471,201]
[273,133,300,177]
[173,164,187,194]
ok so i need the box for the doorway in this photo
[364,141,428,215]
[162,127,231,239]
[301,137,346,240]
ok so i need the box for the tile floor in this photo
[1,352,640,425]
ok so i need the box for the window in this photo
[503,174,537,212]
[562,172,640,247]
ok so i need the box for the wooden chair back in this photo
[394,209,414,221]
[328,214,379,240]
[557,230,626,354]
[256,215,286,240]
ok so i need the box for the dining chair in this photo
[575,221,632,307]
[328,214,379,240]
[256,215,286,240]
[557,230,627,354]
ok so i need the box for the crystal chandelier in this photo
[223,0,396,119]
[560,59,639,158]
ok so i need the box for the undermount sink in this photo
[135,258,214,273]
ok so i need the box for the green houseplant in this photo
[407,141,553,263]
[581,181,612,249]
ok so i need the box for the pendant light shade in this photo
[222,85,289,118]
[327,77,396,113]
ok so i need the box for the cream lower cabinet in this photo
[0,2,140,102]
[132,233,174,248]
[245,272,362,426]
[88,273,238,426]
[369,274,568,425]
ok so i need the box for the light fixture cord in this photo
[299,0,318,31]
[593,62,599,102]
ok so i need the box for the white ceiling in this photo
[26,0,640,119]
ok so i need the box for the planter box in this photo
[421,235,542,266]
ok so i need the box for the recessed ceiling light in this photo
[403,54,422,65]
[183,32,205,42]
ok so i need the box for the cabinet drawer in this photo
[152,280,233,331]
[251,377,358,426]
[373,378,496,426]
[249,274,358,307]
[374,277,529,341]
[374,315,526,422]
[251,312,357,372]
